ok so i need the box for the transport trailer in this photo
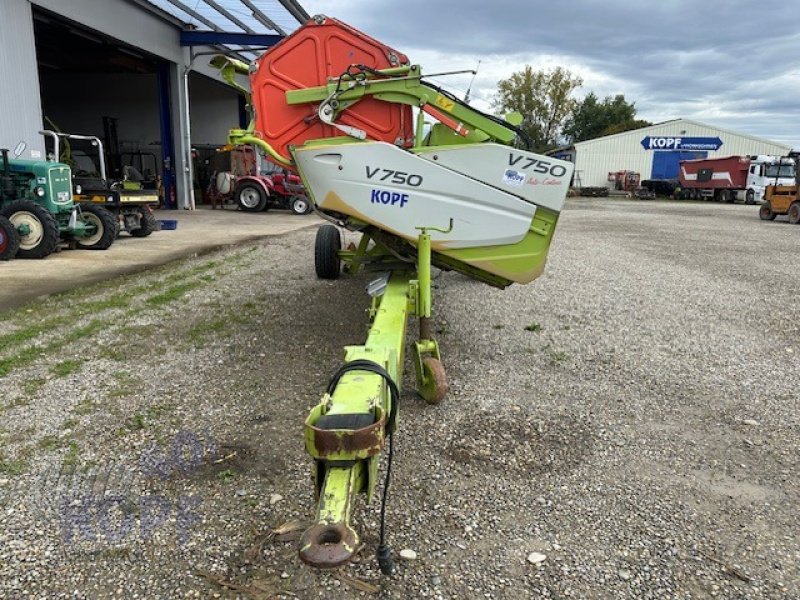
[677,155,795,203]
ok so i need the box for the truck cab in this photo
[741,155,796,203]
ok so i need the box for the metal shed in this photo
[0,0,308,209]
[551,118,792,189]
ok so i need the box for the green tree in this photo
[563,93,650,142]
[494,66,583,152]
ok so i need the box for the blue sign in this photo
[640,136,723,151]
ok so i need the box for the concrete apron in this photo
[0,207,321,313]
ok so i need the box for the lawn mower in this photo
[214,15,573,574]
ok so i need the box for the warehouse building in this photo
[550,118,792,188]
[0,0,308,209]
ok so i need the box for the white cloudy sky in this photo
[300,0,800,147]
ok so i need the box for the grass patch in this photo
[0,346,46,378]
[146,281,203,306]
[79,294,131,312]
[216,468,235,482]
[23,378,47,396]
[74,400,96,416]
[128,414,146,431]
[63,441,80,467]
[51,359,83,378]
[0,452,27,475]
[548,349,570,364]
[62,417,79,430]
[492,324,505,330]
[0,316,70,350]
[38,435,62,451]
[524,322,543,332]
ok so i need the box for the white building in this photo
[550,118,792,188]
[0,0,308,209]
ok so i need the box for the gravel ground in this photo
[0,198,798,599]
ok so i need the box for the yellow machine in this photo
[761,185,800,224]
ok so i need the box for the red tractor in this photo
[206,145,312,215]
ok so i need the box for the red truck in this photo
[677,155,796,203]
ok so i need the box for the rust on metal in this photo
[298,523,359,568]
[309,415,386,458]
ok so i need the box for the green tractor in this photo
[0,139,116,259]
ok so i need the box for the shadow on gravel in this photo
[446,410,596,476]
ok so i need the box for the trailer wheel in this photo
[759,203,776,221]
[788,202,800,225]
[76,204,117,250]
[0,215,20,260]
[418,357,448,405]
[0,200,59,259]
[314,224,341,279]
[745,189,756,204]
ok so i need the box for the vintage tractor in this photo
[42,130,160,237]
[215,16,574,574]
[0,141,116,259]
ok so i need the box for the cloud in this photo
[301,0,800,147]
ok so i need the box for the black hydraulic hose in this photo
[325,358,399,575]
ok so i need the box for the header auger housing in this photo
[215,15,574,573]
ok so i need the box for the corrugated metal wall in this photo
[0,0,46,158]
[573,120,792,187]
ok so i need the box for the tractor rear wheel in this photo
[0,200,59,259]
[314,224,341,279]
[759,203,776,221]
[236,183,267,212]
[788,202,800,225]
[76,204,117,250]
[130,207,157,237]
[0,215,20,260]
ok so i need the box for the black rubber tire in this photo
[0,200,59,259]
[788,202,800,225]
[236,183,267,212]
[314,224,341,279]
[291,195,311,215]
[759,203,776,221]
[76,204,117,250]
[745,189,756,205]
[0,215,20,260]
[130,207,157,237]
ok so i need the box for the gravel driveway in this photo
[0,199,797,599]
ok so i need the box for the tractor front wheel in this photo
[0,215,20,260]
[0,200,59,259]
[788,202,800,225]
[291,195,311,215]
[77,204,117,250]
[759,203,776,221]
[314,224,341,279]
[130,207,157,237]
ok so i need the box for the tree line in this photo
[493,66,650,152]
